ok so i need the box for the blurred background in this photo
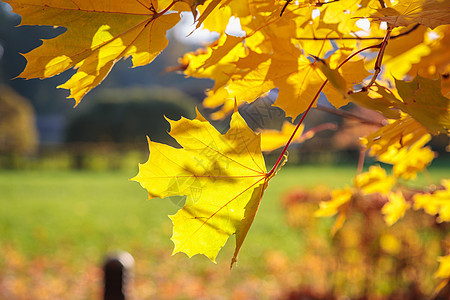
[1,2,449,299]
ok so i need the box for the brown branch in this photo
[360,26,392,91]
[315,105,386,127]
[281,0,340,16]
[295,24,420,41]
[280,0,293,16]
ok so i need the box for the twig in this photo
[360,26,392,91]
[280,0,293,16]
[295,24,419,41]
[315,105,386,127]
[280,0,340,16]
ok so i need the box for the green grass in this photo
[0,160,448,267]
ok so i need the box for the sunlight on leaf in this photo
[132,107,272,265]
[5,0,181,105]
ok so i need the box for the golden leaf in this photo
[395,75,450,134]
[414,179,450,222]
[382,191,410,226]
[354,165,396,195]
[132,107,272,265]
[377,134,434,180]
[373,0,450,29]
[5,0,181,105]
[315,187,353,235]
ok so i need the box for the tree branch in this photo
[360,26,392,91]
[295,24,419,41]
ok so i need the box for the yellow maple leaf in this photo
[259,121,305,152]
[413,179,450,222]
[195,0,231,33]
[382,191,410,226]
[362,114,429,157]
[208,39,325,119]
[132,107,274,265]
[354,165,396,195]
[315,187,353,217]
[322,0,380,34]
[5,0,182,105]
[408,25,450,80]
[315,187,353,234]
[373,0,450,29]
[377,25,432,81]
[435,254,450,279]
[434,254,450,296]
[395,75,450,134]
[377,133,435,180]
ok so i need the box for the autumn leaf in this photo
[435,254,450,279]
[373,0,450,29]
[395,75,450,134]
[413,179,450,222]
[354,165,396,195]
[5,0,182,105]
[377,133,434,180]
[259,121,305,152]
[382,191,410,226]
[434,253,450,298]
[132,107,274,265]
[206,39,326,118]
[315,187,353,235]
[361,115,429,157]
[408,25,450,80]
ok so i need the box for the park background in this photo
[0,2,449,299]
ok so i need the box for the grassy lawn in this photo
[1,162,448,261]
[0,160,448,298]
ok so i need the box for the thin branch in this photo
[357,147,366,175]
[267,79,328,177]
[360,26,392,91]
[295,24,420,41]
[315,105,386,127]
[281,0,340,16]
[280,0,293,16]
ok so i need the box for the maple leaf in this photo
[377,134,435,180]
[259,121,305,152]
[321,0,380,34]
[435,254,450,279]
[315,187,353,235]
[408,25,450,79]
[132,107,274,266]
[382,191,410,226]
[354,165,396,195]
[413,179,450,222]
[361,115,429,157]
[373,0,450,29]
[5,0,182,105]
[434,254,450,296]
[395,76,450,134]
[204,40,326,119]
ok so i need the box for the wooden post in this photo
[103,251,134,300]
